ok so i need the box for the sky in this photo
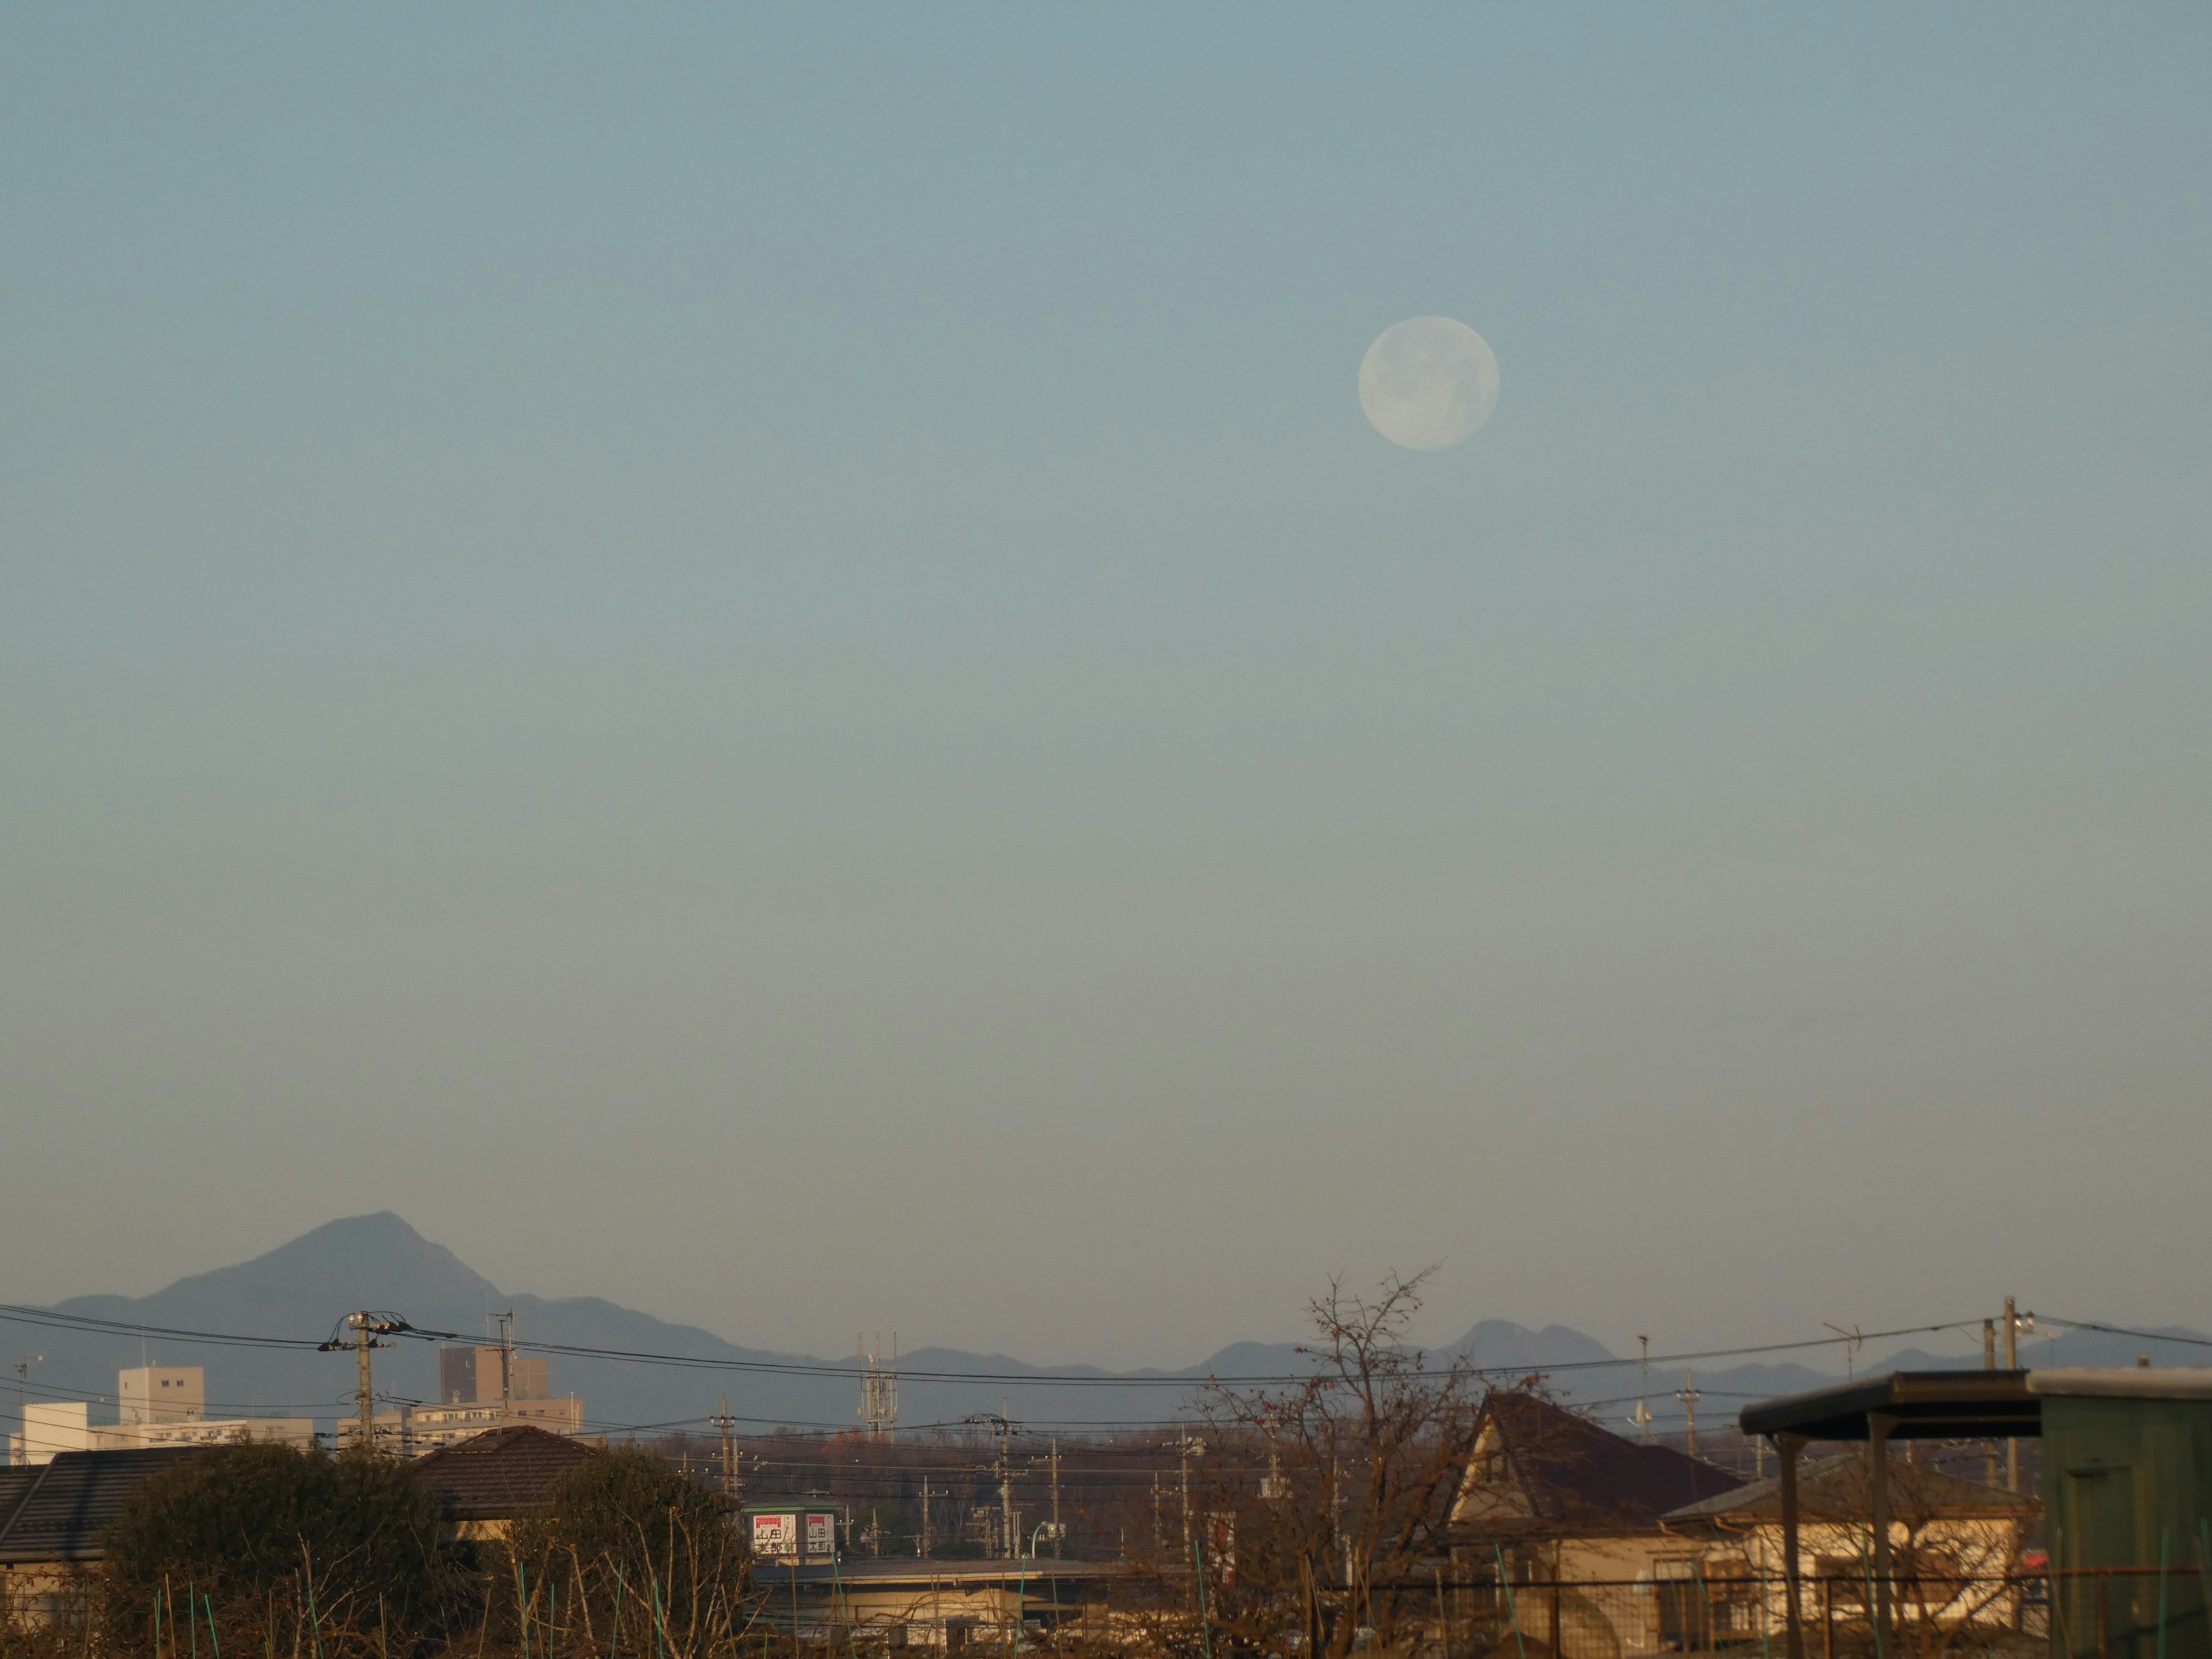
[3,6,2209,1370]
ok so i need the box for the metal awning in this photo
[1734,1370,2039,1659]
[1737,1369,2039,1442]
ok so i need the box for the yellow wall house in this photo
[1662,1454,2035,1644]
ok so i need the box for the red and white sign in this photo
[751,1513,797,1556]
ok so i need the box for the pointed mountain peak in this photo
[71,1213,508,1334]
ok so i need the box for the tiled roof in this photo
[1665,1453,2032,1523]
[0,1467,40,1534]
[1455,1394,1746,1537]
[414,1426,600,1522]
[0,1449,197,1565]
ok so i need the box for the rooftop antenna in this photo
[10,1357,40,1468]
[1822,1323,1864,1378]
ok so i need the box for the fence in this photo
[1391,1570,2210,1659]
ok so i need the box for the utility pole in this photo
[495,1310,516,1419]
[712,1396,739,1500]
[1176,1433,1206,1552]
[965,1412,1018,1559]
[320,1312,406,1450]
[1331,1455,1346,1588]
[918,1482,940,1558]
[1635,1335,1653,1444]
[10,1357,40,1468]
[1675,1371,1702,1458]
[1050,1437,1062,1559]
[2002,1297,2033,1493]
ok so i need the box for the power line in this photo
[0,1303,1991,1390]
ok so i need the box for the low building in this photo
[759,1558,1128,1650]
[0,1448,195,1625]
[413,1424,601,1541]
[1448,1393,1751,1659]
[1661,1453,2032,1646]
[1450,1392,1747,1577]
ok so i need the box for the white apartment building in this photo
[8,1368,314,1466]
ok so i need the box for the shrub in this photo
[501,1448,749,1659]
[99,1442,456,1657]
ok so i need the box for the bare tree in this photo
[1115,1268,1491,1659]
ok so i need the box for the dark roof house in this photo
[1450,1393,1745,1540]
[414,1425,600,1535]
[0,1449,196,1567]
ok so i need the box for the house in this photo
[412,1424,602,1541]
[1447,1394,1749,1659]
[1450,1393,1747,1578]
[0,1448,196,1626]
[1661,1453,2032,1647]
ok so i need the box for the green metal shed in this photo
[2031,1369,2212,1659]
[1735,1367,2212,1659]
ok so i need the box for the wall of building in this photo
[118,1366,204,1426]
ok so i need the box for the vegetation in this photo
[498,1446,752,1659]
[1116,1267,1495,1659]
[99,1441,459,1658]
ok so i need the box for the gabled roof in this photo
[414,1425,599,1522]
[0,1448,197,1565]
[1452,1394,1745,1538]
[1665,1453,2033,1525]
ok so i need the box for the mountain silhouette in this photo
[10,1214,2206,1446]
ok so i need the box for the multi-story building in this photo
[7,1369,312,1466]
[332,1344,585,1456]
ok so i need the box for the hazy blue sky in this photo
[4,7,2209,1367]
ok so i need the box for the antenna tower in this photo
[859,1331,899,1439]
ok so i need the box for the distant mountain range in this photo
[9,1213,2207,1444]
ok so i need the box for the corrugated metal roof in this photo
[2027,1368,2212,1400]
[1737,1371,2038,1442]
[0,1449,196,1565]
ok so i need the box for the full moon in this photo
[1358,316,1500,450]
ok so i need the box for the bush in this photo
[99,1442,457,1658]
[501,1448,748,1658]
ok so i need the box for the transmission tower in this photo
[858,1331,898,1438]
